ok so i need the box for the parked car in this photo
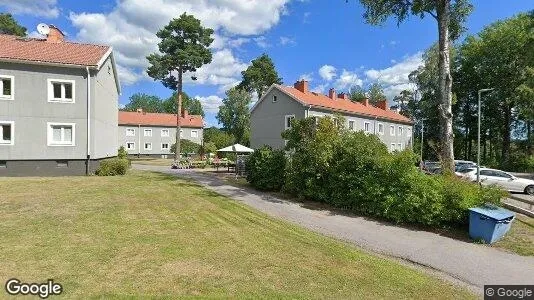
[458,167,534,195]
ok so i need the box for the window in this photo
[364,122,370,133]
[391,143,396,152]
[0,75,14,100]
[493,171,512,179]
[378,123,384,135]
[273,95,278,102]
[0,161,6,168]
[407,128,412,137]
[480,170,493,176]
[397,143,402,151]
[161,129,169,137]
[180,129,183,138]
[144,143,152,150]
[161,143,169,150]
[56,160,68,168]
[285,115,295,130]
[390,125,395,136]
[48,79,75,103]
[191,130,198,138]
[398,126,403,136]
[144,129,152,137]
[47,123,75,146]
[0,121,14,145]
[126,128,135,136]
[126,142,135,150]
[348,120,355,130]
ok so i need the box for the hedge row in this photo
[246,116,503,227]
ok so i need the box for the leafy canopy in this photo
[122,92,205,116]
[216,88,252,146]
[146,13,214,89]
[238,54,282,97]
[0,13,26,36]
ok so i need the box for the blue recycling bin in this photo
[468,204,515,244]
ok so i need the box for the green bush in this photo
[96,158,130,176]
[117,146,129,159]
[280,116,503,227]
[246,146,286,191]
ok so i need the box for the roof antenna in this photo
[37,23,50,36]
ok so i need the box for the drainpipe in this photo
[85,67,91,175]
[138,124,141,157]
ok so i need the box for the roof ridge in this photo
[0,34,109,48]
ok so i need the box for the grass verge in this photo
[0,170,474,299]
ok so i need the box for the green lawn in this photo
[494,215,534,256]
[0,170,474,299]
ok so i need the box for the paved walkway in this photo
[135,164,534,290]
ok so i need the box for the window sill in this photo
[48,143,75,147]
[0,97,14,101]
[48,98,75,104]
[0,142,14,146]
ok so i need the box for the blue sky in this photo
[1,0,531,127]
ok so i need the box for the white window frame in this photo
[0,75,14,100]
[398,126,403,136]
[390,125,395,136]
[144,129,152,137]
[397,143,402,151]
[161,143,169,150]
[285,115,295,130]
[391,143,396,152]
[272,95,278,103]
[144,142,152,150]
[363,122,370,133]
[126,128,135,136]
[348,120,355,131]
[0,121,14,145]
[161,129,170,137]
[191,130,198,138]
[47,122,75,146]
[126,142,135,150]
[378,123,384,135]
[47,79,75,103]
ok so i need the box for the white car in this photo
[458,167,534,195]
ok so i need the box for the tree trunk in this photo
[174,67,183,163]
[501,103,512,168]
[436,0,455,173]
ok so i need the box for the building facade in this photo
[118,110,203,158]
[0,28,120,176]
[251,80,413,151]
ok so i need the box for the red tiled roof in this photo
[0,34,110,67]
[118,111,204,128]
[278,85,413,124]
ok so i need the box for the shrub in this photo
[117,146,128,159]
[246,146,286,191]
[170,139,201,155]
[96,158,130,176]
[280,116,504,227]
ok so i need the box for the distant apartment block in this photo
[251,80,413,151]
[0,26,120,176]
[118,109,203,158]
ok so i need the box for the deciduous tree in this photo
[238,54,282,98]
[216,88,252,145]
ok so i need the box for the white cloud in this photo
[194,95,223,113]
[311,84,328,94]
[299,73,313,82]
[334,69,363,90]
[0,0,59,18]
[279,36,296,46]
[69,0,291,86]
[318,65,336,81]
[188,49,249,86]
[365,52,423,86]
[254,36,270,48]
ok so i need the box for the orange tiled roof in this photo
[0,34,110,67]
[278,85,413,124]
[118,111,203,128]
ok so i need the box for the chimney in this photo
[337,93,349,100]
[294,80,308,93]
[328,88,336,100]
[361,98,369,106]
[46,25,65,43]
[377,100,389,110]
[136,108,143,113]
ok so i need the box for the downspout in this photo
[138,124,141,157]
[85,67,91,175]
